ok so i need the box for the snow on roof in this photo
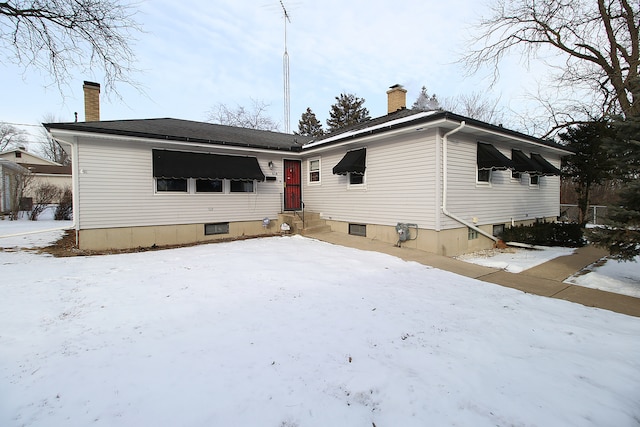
[303,110,439,149]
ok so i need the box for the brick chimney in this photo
[386,84,407,114]
[83,81,100,121]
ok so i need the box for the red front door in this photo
[284,159,302,210]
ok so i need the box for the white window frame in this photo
[529,174,540,187]
[195,178,225,194]
[155,177,189,193]
[308,158,321,185]
[229,180,256,193]
[347,172,366,189]
[154,178,258,195]
[476,168,492,186]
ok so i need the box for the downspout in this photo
[70,138,80,246]
[441,121,498,243]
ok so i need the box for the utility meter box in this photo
[396,223,410,241]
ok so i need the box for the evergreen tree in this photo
[588,116,640,261]
[412,86,440,111]
[559,121,616,226]
[295,107,324,137]
[588,180,640,261]
[326,93,370,132]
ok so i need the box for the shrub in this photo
[499,222,585,247]
[29,183,61,220]
[55,187,73,220]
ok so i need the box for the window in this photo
[309,159,320,183]
[477,169,491,183]
[230,180,254,193]
[493,224,505,237]
[468,228,479,240]
[196,179,223,193]
[205,222,229,235]
[349,173,364,185]
[530,175,539,186]
[15,151,21,158]
[511,171,521,180]
[349,223,366,236]
[156,178,188,192]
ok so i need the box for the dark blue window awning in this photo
[530,153,562,176]
[333,148,366,175]
[477,143,514,171]
[153,149,265,181]
[511,149,540,174]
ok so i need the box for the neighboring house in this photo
[0,148,72,202]
[45,84,571,255]
[0,159,29,215]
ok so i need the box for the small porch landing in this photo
[278,211,331,235]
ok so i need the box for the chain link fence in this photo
[560,204,609,225]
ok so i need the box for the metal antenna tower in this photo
[280,0,291,133]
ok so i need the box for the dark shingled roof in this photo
[45,112,570,154]
[44,118,313,152]
[312,109,570,153]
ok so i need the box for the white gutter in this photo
[441,121,498,243]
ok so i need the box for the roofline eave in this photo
[46,127,304,154]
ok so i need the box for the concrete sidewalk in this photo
[305,231,640,318]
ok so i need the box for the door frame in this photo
[283,158,302,211]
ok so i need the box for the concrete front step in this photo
[278,211,328,234]
[300,225,332,235]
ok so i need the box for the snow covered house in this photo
[44,84,571,255]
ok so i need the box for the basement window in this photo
[468,228,479,240]
[205,222,229,235]
[349,223,366,237]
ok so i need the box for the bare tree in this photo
[206,99,279,131]
[0,1,141,95]
[462,0,640,133]
[40,114,70,165]
[440,92,505,125]
[0,122,28,151]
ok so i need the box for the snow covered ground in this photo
[457,245,640,298]
[455,246,576,273]
[1,217,640,426]
[566,257,640,298]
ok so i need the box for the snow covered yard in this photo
[1,220,640,426]
[457,245,640,298]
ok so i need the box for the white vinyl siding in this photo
[302,130,439,229]
[303,129,561,233]
[75,138,283,229]
[441,135,560,229]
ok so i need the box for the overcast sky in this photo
[0,0,547,143]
